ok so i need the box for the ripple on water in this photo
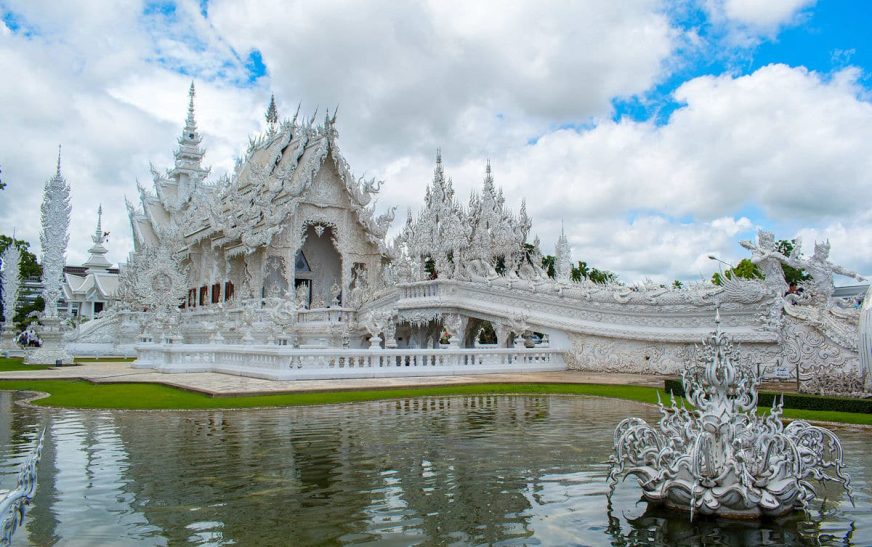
[1,391,869,546]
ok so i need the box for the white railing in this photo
[179,302,353,324]
[0,429,44,546]
[401,281,441,299]
[134,343,566,380]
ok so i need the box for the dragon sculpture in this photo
[607,311,853,519]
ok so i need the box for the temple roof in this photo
[127,90,393,257]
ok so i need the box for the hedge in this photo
[663,379,871,414]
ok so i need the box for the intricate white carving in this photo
[27,151,74,364]
[0,429,44,545]
[39,150,71,320]
[608,313,853,519]
[0,241,21,348]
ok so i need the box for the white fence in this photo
[134,343,566,380]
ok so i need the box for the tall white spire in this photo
[1,238,21,325]
[39,146,72,319]
[26,147,73,363]
[83,204,112,273]
[555,220,572,281]
[170,82,208,204]
[0,236,22,350]
[185,81,197,130]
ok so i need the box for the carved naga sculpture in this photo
[607,311,853,519]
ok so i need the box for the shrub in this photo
[663,379,871,414]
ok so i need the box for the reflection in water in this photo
[1,391,869,545]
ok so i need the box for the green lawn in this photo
[0,357,51,372]
[0,378,868,425]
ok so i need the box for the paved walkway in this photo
[1,362,672,397]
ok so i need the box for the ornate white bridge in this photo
[63,260,865,394]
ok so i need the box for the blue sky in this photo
[1,0,871,283]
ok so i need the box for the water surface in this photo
[1,391,869,545]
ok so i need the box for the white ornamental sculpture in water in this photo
[607,311,853,519]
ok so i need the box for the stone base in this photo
[25,318,73,365]
[0,326,20,353]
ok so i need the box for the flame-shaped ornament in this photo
[607,310,854,519]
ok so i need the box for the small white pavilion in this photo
[62,206,119,319]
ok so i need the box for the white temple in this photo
[54,84,868,395]
[62,206,119,320]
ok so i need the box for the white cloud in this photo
[796,210,872,283]
[207,0,676,163]
[722,0,814,30]
[1,0,869,287]
[703,0,815,44]
[372,64,872,281]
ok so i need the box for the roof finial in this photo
[93,204,105,243]
[265,94,278,127]
[186,81,197,129]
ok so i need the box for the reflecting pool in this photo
[1,391,869,545]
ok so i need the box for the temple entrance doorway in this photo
[298,224,342,308]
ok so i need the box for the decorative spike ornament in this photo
[554,220,572,281]
[26,147,73,364]
[265,94,278,130]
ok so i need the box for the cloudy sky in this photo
[1,0,871,284]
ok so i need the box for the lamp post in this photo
[707,255,733,270]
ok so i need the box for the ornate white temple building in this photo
[126,86,391,314]
[60,84,868,396]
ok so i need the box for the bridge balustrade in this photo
[133,343,565,379]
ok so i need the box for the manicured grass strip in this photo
[665,378,872,414]
[0,379,869,425]
[0,380,663,410]
[0,357,51,372]
[779,408,872,425]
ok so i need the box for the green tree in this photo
[541,255,556,279]
[569,259,618,284]
[672,280,683,289]
[775,239,811,284]
[588,267,618,284]
[570,261,589,282]
[711,258,763,286]
[15,296,44,331]
[424,256,436,279]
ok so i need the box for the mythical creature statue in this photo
[607,312,853,519]
[792,240,865,305]
[739,229,793,297]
